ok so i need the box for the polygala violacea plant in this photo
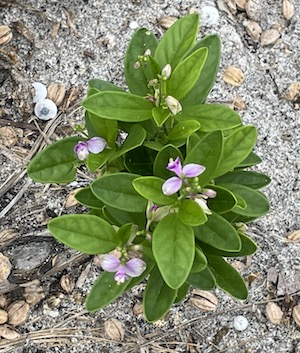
[27,14,270,322]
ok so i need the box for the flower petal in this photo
[165,95,182,115]
[99,254,121,272]
[87,136,107,153]
[74,142,89,161]
[162,176,182,195]
[166,157,182,177]
[194,198,212,215]
[124,258,146,277]
[182,163,206,178]
[114,267,128,284]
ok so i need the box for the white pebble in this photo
[129,21,139,30]
[34,99,57,121]
[233,315,249,331]
[201,6,220,26]
[32,82,47,103]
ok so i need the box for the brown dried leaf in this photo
[7,300,30,326]
[287,230,300,241]
[292,304,300,326]
[0,26,12,45]
[60,274,75,293]
[104,318,124,341]
[260,28,280,46]
[159,16,177,29]
[0,309,8,324]
[190,289,218,311]
[47,83,66,106]
[23,281,45,305]
[0,228,18,245]
[65,188,82,208]
[0,126,18,147]
[0,325,20,340]
[0,253,12,281]
[223,66,245,86]
[282,0,295,20]
[266,302,283,324]
[0,294,8,309]
[132,302,143,316]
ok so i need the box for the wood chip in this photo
[266,302,283,324]
[104,318,124,341]
[223,66,245,86]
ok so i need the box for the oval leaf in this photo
[215,171,271,189]
[178,199,207,226]
[153,144,183,179]
[168,120,200,141]
[187,267,216,290]
[75,187,104,209]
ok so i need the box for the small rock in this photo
[0,127,18,147]
[285,82,300,101]
[233,315,248,331]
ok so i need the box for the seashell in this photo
[129,21,139,30]
[190,289,218,311]
[0,253,12,281]
[260,28,280,46]
[201,6,220,26]
[32,82,47,103]
[233,315,249,331]
[104,318,124,341]
[47,83,66,106]
[0,325,20,340]
[244,19,262,41]
[266,302,283,324]
[7,301,30,326]
[282,0,295,20]
[34,99,57,120]
[0,26,13,45]
[223,66,245,86]
[292,304,300,326]
[245,0,262,21]
[159,16,177,29]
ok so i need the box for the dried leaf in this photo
[244,19,262,41]
[60,274,75,293]
[104,318,124,341]
[223,66,245,86]
[266,302,283,324]
[0,309,8,324]
[0,325,20,340]
[159,16,177,29]
[132,302,143,316]
[47,83,66,106]
[7,300,30,326]
[245,0,262,21]
[65,188,82,208]
[190,289,218,311]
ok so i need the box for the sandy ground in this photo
[0,0,300,352]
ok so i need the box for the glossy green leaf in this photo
[168,120,200,141]
[207,185,237,213]
[27,137,81,183]
[153,213,194,289]
[207,255,248,300]
[220,183,269,217]
[152,107,170,126]
[154,14,199,69]
[185,131,223,186]
[91,173,147,212]
[186,133,201,154]
[178,199,207,226]
[181,34,221,105]
[143,266,177,322]
[124,28,158,95]
[85,272,129,312]
[132,176,177,205]
[48,215,118,254]
[143,141,164,151]
[177,104,242,132]
[194,211,241,251]
[198,232,257,257]
[174,282,190,304]
[216,171,271,189]
[105,206,146,229]
[237,151,262,168]
[87,79,123,96]
[82,91,154,122]
[87,149,112,172]
[215,126,257,177]
[191,246,207,273]
[110,125,146,161]
[75,187,104,209]
[167,47,208,100]
[124,146,155,175]
[187,267,216,290]
[153,144,183,179]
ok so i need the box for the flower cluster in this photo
[74,136,107,161]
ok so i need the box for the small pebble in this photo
[201,6,220,26]
[129,21,139,30]
[233,315,249,331]
[32,82,47,103]
[34,99,57,120]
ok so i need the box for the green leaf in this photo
[177,104,242,132]
[237,151,262,168]
[143,266,177,322]
[194,211,241,251]
[75,187,104,209]
[216,171,271,189]
[117,223,134,246]
[166,47,208,100]
[154,14,199,69]
[132,176,177,205]
[153,144,183,179]
[105,206,146,229]
[143,141,164,151]
[110,125,146,161]
[198,232,258,257]
[220,183,269,218]
[153,213,194,289]
[91,173,147,212]
[191,246,207,273]
[85,272,129,312]
[168,120,200,141]
[48,215,118,254]
[124,28,158,96]
[27,137,81,183]
[181,34,221,105]
[178,199,207,226]
[124,146,154,175]
[185,131,223,186]
[87,149,112,172]
[207,185,237,214]
[82,91,154,122]
[87,79,123,96]
[174,282,190,304]
[187,267,216,290]
[152,107,170,126]
[215,126,257,177]
[187,133,201,154]
[207,255,248,300]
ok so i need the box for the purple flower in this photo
[162,157,206,195]
[74,136,107,161]
[99,254,146,285]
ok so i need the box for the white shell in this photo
[32,82,47,103]
[201,6,220,26]
[129,21,139,30]
[233,315,249,331]
[34,99,58,120]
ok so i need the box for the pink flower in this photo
[74,136,106,161]
[162,157,206,196]
[99,254,146,285]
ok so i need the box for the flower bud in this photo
[165,95,182,115]
[144,49,151,56]
[161,64,171,79]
